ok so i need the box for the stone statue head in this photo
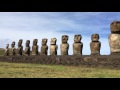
[33,39,38,45]
[74,34,82,43]
[42,38,47,45]
[11,43,14,48]
[50,38,57,45]
[26,40,30,47]
[91,34,99,42]
[19,39,23,44]
[6,44,9,49]
[110,21,120,33]
[18,39,23,47]
[18,42,21,47]
[62,35,69,43]
[12,41,15,46]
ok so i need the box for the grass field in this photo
[0,62,120,78]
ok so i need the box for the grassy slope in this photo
[0,62,120,78]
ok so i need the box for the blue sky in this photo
[0,12,119,55]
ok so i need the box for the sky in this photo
[0,12,119,55]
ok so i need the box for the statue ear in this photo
[67,36,69,40]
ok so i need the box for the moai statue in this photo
[4,44,9,56]
[9,41,16,56]
[32,39,39,55]
[50,38,58,55]
[12,41,15,46]
[60,35,69,55]
[16,39,23,56]
[25,40,31,56]
[109,21,120,55]
[90,34,101,55]
[73,34,83,55]
[40,38,48,55]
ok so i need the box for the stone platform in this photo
[0,55,120,69]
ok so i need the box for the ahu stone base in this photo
[0,55,120,69]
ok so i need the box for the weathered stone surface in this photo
[60,35,69,55]
[4,44,9,56]
[73,43,83,55]
[62,35,69,43]
[50,38,57,45]
[91,34,99,42]
[90,42,101,55]
[73,34,83,55]
[60,43,69,55]
[90,34,101,55]
[50,38,58,55]
[1,55,120,69]
[74,34,82,43]
[9,42,16,56]
[110,21,120,33]
[12,41,15,46]
[32,39,39,55]
[50,45,58,55]
[25,40,30,56]
[40,38,48,55]
[41,46,48,55]
[109,34,120,54]
[16,39,23,56]
[42,38,47,45]
[84,57,92,62]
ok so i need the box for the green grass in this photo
[0,62,120,78]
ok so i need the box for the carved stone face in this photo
[33,39,38,45]
[50,38,57,45]
[11,43,14,48]
[12,41,15,46]
[42,38,47,45]
[6,44,9,49]
[91,34,99,42]
[26,40,30,47]
[19,39,23,44]
[27,40,30,44]
[110,21,120,33]
[62,35,68,43]
[18,39,23,47]
[74,34,82,43]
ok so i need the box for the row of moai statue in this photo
[5,21,120,56]
[4,33,101,56]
